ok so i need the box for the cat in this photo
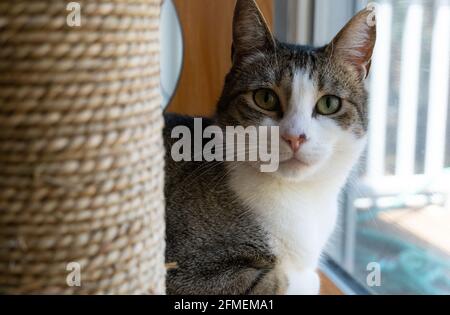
[163,0,376,295]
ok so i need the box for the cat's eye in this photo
[316,95,342,115]
[253,89,280,111]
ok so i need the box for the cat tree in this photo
[0,0,166,294]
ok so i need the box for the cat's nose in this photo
[282,134,308,152]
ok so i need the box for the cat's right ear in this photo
[232,0,275,62]
[326,9,377,80]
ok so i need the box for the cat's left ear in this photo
[232,0,275,62]
[327,9,377,80]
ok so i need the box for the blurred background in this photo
[161,0,450,294]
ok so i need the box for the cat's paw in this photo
[285,269,320,295]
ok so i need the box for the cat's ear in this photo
[232,0,275,62]
[327,9,377,80]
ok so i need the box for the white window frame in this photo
[275,0,362,46]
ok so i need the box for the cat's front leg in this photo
[284,269,320,295]
[248,267,320,295]
[248,268,289,295]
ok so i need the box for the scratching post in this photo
[0,0,165,294]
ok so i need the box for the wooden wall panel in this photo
[167,0,273,117]
[320,272,344,295]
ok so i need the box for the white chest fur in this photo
[228,165,342,295]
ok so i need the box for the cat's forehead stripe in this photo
[284,66,318,111]
[287,68,318,113]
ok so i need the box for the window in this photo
[277,0,450,294]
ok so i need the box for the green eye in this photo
[253,89,280,111]
[316,95,342,115]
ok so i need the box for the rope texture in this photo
[0,0,165,294]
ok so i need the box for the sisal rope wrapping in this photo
[0,0,165,294]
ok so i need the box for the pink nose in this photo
[282,134,308,152]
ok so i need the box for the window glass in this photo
[330,0,450,294]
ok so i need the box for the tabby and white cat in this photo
[164,0,376,294]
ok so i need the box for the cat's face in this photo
[217,0,376,182]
